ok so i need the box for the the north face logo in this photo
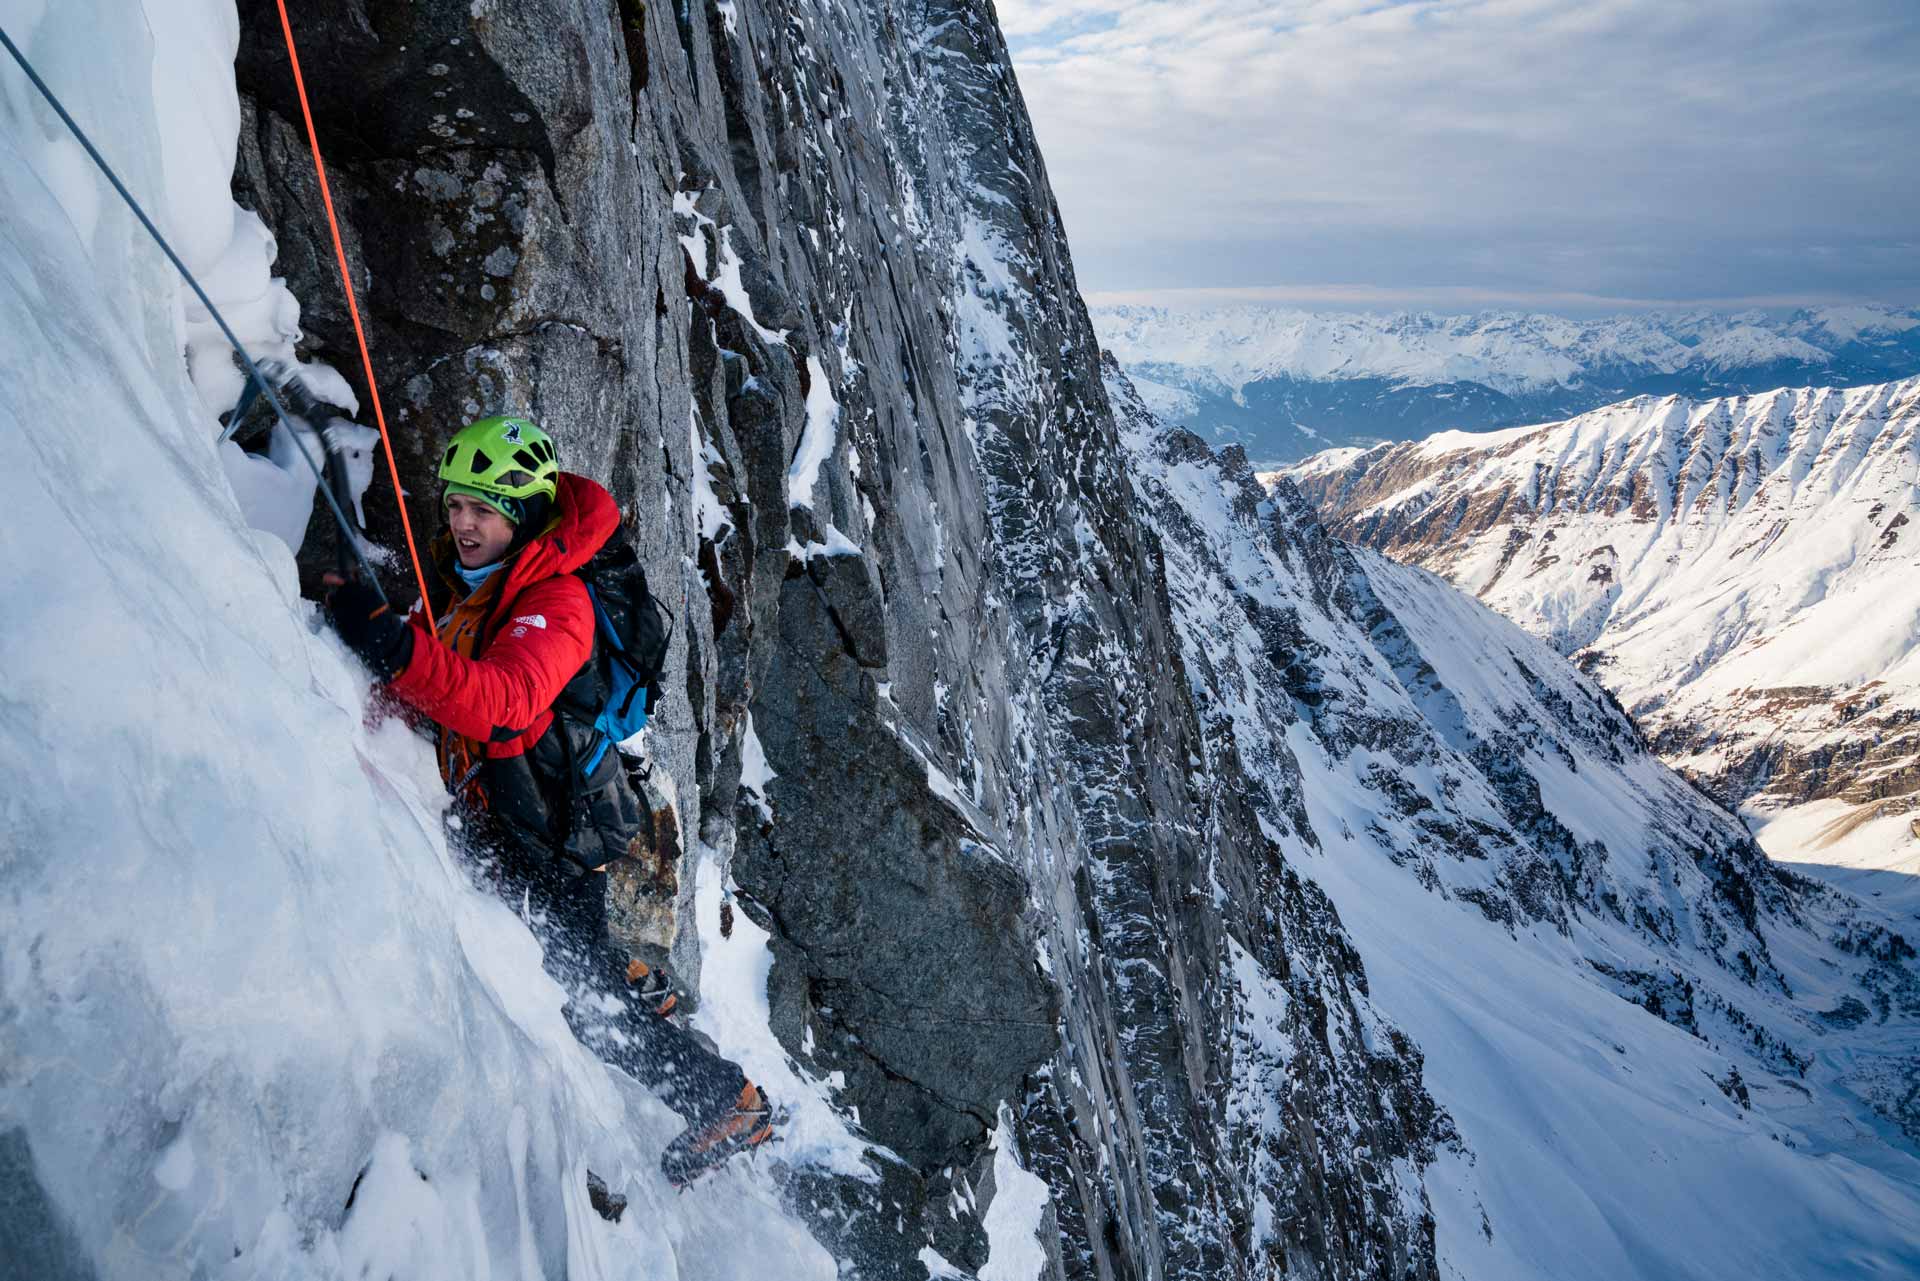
[513,614,547,628]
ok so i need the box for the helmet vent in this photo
[514,448,539,471]
[470,448,492,473]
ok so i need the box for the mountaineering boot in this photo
[625,956,680,1019]
[660,1082,777,1188]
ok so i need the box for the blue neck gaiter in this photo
[454,560,503,594]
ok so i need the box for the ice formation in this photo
[0,3,834,1274]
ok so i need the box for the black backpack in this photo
[557,541,674,772]
[540,542,675,870]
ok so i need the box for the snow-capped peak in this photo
[1285,376,1920,913]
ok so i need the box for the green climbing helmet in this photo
[438,415,559,525]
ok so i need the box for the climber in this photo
[322,414,774,1188]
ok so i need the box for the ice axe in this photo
[263,362,368,588]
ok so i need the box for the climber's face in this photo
[445,492,516,567]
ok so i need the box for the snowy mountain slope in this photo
[1109,364,1920,1279]
[1283,380,1920,903]
[1095,304,1920,464]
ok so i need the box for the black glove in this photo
[325,580,414,680]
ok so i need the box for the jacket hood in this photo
[511,471,619,580]
[431,471,620,613]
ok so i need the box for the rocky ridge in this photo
[1096,305,1920,465]
[1107,363,1920,1274]
[1281,380,1920,846]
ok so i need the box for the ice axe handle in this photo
[323,443,357,580]
[272,369,363,583]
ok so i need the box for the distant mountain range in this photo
[1094,303,1920,465]
[1282,377,1920,910]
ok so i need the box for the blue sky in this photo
[1000,0,1920,311]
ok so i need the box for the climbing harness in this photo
[0,22,389,600]
[273,0,430,610]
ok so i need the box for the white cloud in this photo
[1007,0,1920,303]
[994,0,1130,38]
[1082,282,1868,313]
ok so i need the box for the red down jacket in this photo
[389,472,619,790]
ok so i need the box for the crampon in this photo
[660,1082,782,1188]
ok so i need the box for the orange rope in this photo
[274,0,431,611]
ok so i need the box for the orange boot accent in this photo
[660,1083,775,1188]
[626,957,678,1018]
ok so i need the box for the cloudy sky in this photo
[1000,0,1920,311]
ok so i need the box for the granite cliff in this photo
[225,0,1440,1274]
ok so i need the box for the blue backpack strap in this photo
[579,581,649,771]
[581,735,613,776]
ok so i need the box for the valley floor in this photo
[1753,801,1920,924]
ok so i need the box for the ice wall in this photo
[3,0,362,554]
[0,4,831,1275]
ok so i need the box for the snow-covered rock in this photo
[1284,379,1920,915]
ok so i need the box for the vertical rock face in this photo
[1107,362,1920,1279]
[228,0,1445,1274]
